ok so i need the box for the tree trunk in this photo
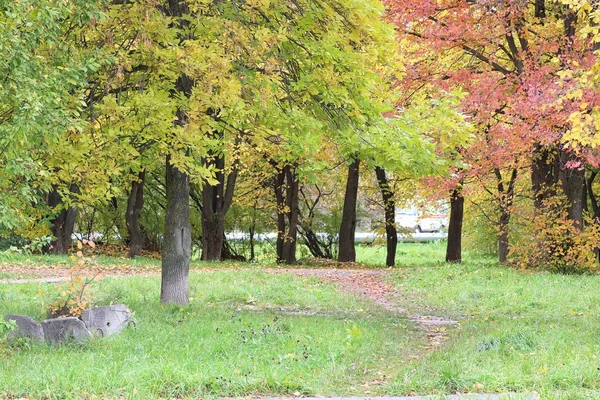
[161,157,191,305]
[587,171,600,261]
[275,169,286,261]
[559,151,585,230]
[498,211,510,263]
[274,165,299,264]
[446,188,464,263]
[375,166,397,267]
[46,184,79,254]
[160,0,194,304]
[281,166,299,264]
[496,168,517,263]
[201,215,225,260]
[338,157,360,262]
[298,186,334,259]
[587,171,599,219]
[249,225,255,262]
[531,145,559,211]
[201,135,239,261]
[126,170,145,258]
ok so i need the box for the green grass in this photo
[0,240,495,270]
[386,263,600,399]
[356,241,497,267]
[5,246,600,398]
[0,270,420,399]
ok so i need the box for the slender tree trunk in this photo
[587,171,600,261]
[201,135,239,261]
[45,184,79,254]
[274,169,286,262]
[298,186,334,259]
[496,168,517,263]
[375,166,397,267]
[161,157,191,305]
[249,226,255,262]
[338,157,360,262]
[587,171,599,219]
[559,151,585,230]
[281,166,299,264]
[446,188,464,263]
[531,145,559,211]
[126,170,145,258]
[274,165,299,264]
[498,212,510,263]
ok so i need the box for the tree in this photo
[0,0,103,243]
[375,166,397,267]
[338,157,360,262]
[387,0,600,266]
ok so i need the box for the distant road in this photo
[226,231,447,243]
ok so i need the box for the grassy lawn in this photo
[0,270,419,399]
[3,246,600,398]
[386,263,600,399]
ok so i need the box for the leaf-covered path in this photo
[265,268,458,351]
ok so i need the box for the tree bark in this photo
[531,145,559,211]
[496,168,517,263]
[126,170,145,258]
[298,186,334,259]
[274,165,299,264]
[201,143,238,261]
[338,157,360,262]
[275,169,286,261]
[160,0,193,305]
[161,157,191,305]
[46,184,79,254]
[446,188,464,263]
[559,151,585,230]
[587,171,599,219]
[375,166,397,267]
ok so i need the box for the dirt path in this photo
[264,268,457,351]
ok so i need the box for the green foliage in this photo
[0,0,105,232]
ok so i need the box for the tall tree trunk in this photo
[375,166,397,267]
[531,145,559,212]
[201,134,239,261]
[496,168,517,263]
[298,185,334,259]
[446,188,464,263]
[274,169,286,261]
[338,157,360,262]
[559,151,585,230]
[160,0,193,304]
[281,166,299,264]
[161,157,191,305]
[274,165,299,264]
[46,184,79,254]
[249,226,255,262]
[587,171,599,219]
[587,171,600,261]
[126,170,145,258]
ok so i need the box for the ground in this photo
[1,246,599,399]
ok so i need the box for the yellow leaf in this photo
[77,241,83,250]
